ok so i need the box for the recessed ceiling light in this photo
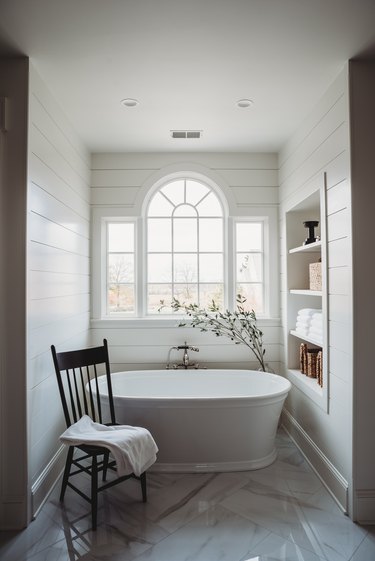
[121,98,139,108]
[236,99,254,108]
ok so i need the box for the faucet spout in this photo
[167,342,200,369]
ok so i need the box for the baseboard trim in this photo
[282,409,348,513]
[31,445,66,519]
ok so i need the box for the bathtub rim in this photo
[93,369,291,403]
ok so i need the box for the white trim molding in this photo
[31,445,66,519]
[282,409,349,513]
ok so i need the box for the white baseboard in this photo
[282,409,349,513]
[31,445,66,519]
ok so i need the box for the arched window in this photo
[95,170,271,319]
[146,179,224,313]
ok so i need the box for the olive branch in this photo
[159,294,266,372]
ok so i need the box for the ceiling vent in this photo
[171,130,202,139]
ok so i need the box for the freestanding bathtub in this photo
[94,369,291,473]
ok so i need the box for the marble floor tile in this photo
[146,471,250,533]
[0,510,65,561]
[2,429,375,561]
[241,530,328,561]
[222,481,367,561]
[104,504,270,561]
[349,526,375,560]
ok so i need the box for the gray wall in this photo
[350,60,375,522]
[0,57,29,529]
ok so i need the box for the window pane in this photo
[108,254,134,283]
[108,284,135,313]
[174,283,198,306]
[199,219,223,251]
[199,284,224,309]
[237,283,263,314]
[236,223,262,251]
[148,254,172,282]
[236,253,262,282]
[174,254,198,282]
[148,284,172,314]
[148,192,174,216]
[108,223,134,252]
[186,180,210,205]
[173,218,197,251]
[173,204,197,217]
[161,180,184,205]
[196,192,222,216]
[199,254,223,282]
[148,219,172,252]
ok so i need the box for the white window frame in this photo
[91,182,278,322]
[145,178,226,315]
[233,217,268,318]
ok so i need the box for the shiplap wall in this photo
[91,153,280,373]
[27,66,91,516]
[279,66,352,512]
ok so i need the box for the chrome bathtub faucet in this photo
[166,342,200,369]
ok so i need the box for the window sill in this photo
[90,316,281,329]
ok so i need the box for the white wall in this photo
[0,57,28,530]
[91,153,280,373]
[279,66,353,513]
[27,66,91,517]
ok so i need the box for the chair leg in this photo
[140,472,147,503]
[60,446,74,502]
[91,455,98,530]
[102,450,110,482]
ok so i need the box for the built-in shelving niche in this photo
[285,179,329,412]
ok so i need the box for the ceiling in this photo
[0,0,375,153]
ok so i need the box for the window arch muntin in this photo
[146,178,226,314]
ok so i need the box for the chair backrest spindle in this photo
[51,339,116,428]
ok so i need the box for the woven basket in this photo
[309,261,322,291]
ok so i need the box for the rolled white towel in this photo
[297,308,321,317]
[311,315,322,322]
[310,319,323,329]
[296,319,311,329]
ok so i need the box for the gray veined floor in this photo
[1,429,375,561]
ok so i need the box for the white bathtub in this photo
[94,369,291,472]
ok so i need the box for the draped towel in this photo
[60,415,158,477]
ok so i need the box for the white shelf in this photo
[290,289,322,296]
[289,240,321,254]
[290,330,323,347]
[286,368,324,408]
[284,182,328,412]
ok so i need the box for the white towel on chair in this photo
[60,415,158,477]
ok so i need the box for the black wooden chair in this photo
[51,339,147,530]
